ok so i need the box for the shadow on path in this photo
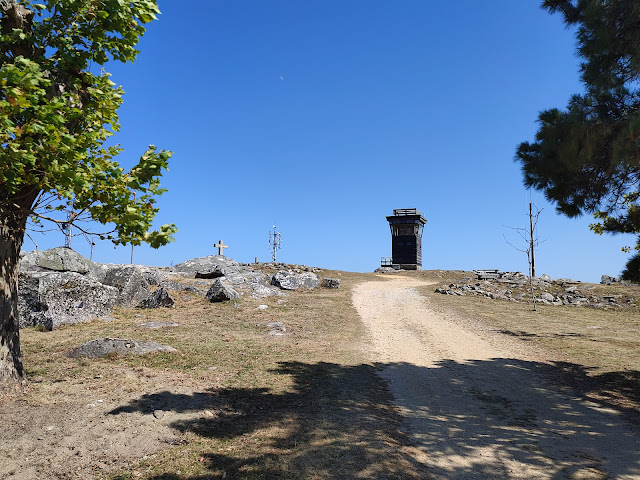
[109,359,640,479]
[381,358,640,479]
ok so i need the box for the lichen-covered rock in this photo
[159,280,203,296]
[249,284,287,298]
[17,273,53,330]
[101,265,151,307]
[18,272,119,329]
[267,322,286,336]
[539,292,555,302]
[20,247,101,280]
[271,271,321,290]
[322,278,341,289]
[374,267,398,273]
[195,266,226,279]
[137,287,175,308]
[139,266,167,286]
[171,255,240,275]
[205,279,240,302]
[66,338,177,358]
[601,275,620,285]
[172,255,282,298]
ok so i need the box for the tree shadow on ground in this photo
[109,359,640,479]
[379,359,640,479]
[110,361,422,479]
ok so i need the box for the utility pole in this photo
[529,203,535,278]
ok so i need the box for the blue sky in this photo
[28,0,633,282]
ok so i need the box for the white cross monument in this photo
[214,240,228,256]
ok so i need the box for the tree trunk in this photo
[0,187,38,384]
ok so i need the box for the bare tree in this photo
[504,203,544,311]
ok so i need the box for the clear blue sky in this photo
[27,0,633,282]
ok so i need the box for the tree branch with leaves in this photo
[0,0,176,383]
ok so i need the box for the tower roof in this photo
[386,208,426,225]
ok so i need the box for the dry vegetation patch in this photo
[415,270,640,419]
[1,270,422,480]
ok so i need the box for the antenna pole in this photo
[268,223,282,263]
[131,193,136,264]
[63,198,75,248]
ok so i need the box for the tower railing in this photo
[393,208,421,216]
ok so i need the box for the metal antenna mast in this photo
[268,224,282,263]
[62,199,75,248]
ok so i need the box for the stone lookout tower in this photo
[383,208,427,270]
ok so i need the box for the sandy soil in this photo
[0,369,211,479]
[353,275,640,480]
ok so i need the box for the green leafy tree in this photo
[0,0,176,383]
[515,0,640,278]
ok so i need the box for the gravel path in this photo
[353,275,640,480]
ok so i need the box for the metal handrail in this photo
[393,208,420,216]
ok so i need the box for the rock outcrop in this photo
[322,278,341,289]
[271,271,321,290]
[16,250,325,329]
[170,255,240,276]
[205,279,240,302]
[435,271,637,308]
[18,249,177,328]
[171,255,282,298]
[20,247,101,281]
[101,265,151,307]
[137,287,175,309]
[18,272,119,330]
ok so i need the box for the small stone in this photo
[539,292,554,302]
[66,337,177,358]
[267,322,286,332]
[139,321,179,329]
[254,305,268,311]
[153,410,165,419]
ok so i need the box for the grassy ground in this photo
[417,270,640,419]
[19,270,424,480]
[14,268,640,479]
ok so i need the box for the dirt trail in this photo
[353,276,640,480]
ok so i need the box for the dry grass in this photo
[415,270,640,418]
[13,267,640,479]
[18,270,424,480]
